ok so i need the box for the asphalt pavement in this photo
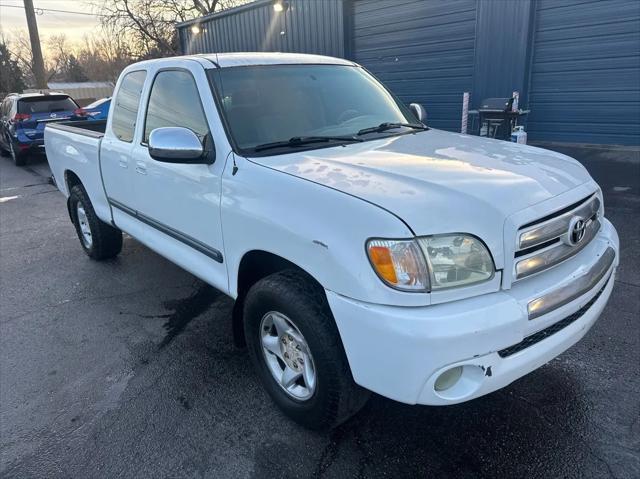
[1,150,638,478]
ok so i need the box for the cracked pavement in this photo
[1,150,638,478]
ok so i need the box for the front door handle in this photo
[135,161,147,175]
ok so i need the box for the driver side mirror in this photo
[148,127,211,164]
[410,103,427,123]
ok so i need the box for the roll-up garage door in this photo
[528,0,640,145]
[352,0,477,131]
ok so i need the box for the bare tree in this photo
[93,0,249,58]
[45,36,91,82]
[78,27,135,82]
[46,35,73,79]
[0,32,26,96]
[5,30,55,87]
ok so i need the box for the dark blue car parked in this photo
[0,92,80,166]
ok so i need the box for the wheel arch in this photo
[64,170,84,223]
[232,249,325,347]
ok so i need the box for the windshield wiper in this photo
[253,135,363,152]
[356,122,428,136]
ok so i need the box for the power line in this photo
[0,3,103,17]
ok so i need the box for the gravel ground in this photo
[1,150,638,478]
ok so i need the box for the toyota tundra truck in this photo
[44,53,619,430]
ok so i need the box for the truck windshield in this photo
[208,64,421,155]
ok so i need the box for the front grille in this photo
[498,275,610,358]
[513,194,601,280]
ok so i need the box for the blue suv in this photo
[0,92,80,166]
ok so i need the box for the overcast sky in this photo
[0,0,101,46]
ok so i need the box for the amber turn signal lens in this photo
[366,239,429,291]
[368,246,398,284]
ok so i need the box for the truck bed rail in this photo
[45,120,106,139]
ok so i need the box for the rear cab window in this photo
[111,70,147,142]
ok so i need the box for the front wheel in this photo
[69,184,123,260]
[244,270,370,430]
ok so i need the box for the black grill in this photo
[498,276,610,358]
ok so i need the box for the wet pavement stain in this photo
[177,396,191,410]
[158,283,221,349]
[313,426,349,478]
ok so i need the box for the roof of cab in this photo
[202,52,356,68]
[127,52,356,70]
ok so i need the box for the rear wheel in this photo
[5,136,25,166]
[69,184,123,260]
[244,270,370,430]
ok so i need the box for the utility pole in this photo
[22,0,47,89]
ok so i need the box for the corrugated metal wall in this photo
[471,0,535,108]
[527,0,640,145]
[179,0,344,57]
[351,0,477,132]
[178,0,640,146]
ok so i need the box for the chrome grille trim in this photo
[515,218,601,280]
[527,246,615,320]
[518,195,600,251]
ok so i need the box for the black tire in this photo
[6,138,26,166]
[244,269,370,430]
[69,184,123,260]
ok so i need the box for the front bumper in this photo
[328,219,619,405]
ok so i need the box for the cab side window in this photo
[111,70,146,142]
[143,70,209,144]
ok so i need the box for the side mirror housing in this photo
[148,127,210,164]
[409,103,427,123]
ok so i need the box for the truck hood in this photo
[250,129,594,266]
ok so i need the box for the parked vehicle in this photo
[73,97,111,121]
[44,53,619,430]
[1,92,80,165]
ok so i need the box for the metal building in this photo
[178,0,346,58]
[177,0,640,146]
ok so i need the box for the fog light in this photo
[434,366,463,391]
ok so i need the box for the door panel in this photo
[129,68,227,292]
[100,70,147,221]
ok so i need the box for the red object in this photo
[74,108,88,117]
[13,113,31,121]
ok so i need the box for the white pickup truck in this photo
[45,53,619,430]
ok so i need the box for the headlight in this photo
[417,234,494,289]
[367,234,494,292]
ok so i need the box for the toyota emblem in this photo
[566,216,587,246]
[50,113,57,118]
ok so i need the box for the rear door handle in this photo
[135,161,147,175]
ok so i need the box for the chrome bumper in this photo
[527,246,615,320]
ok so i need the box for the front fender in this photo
[221,155,429,307]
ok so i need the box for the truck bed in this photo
[46,119,107,138]
[44,119,112,224]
